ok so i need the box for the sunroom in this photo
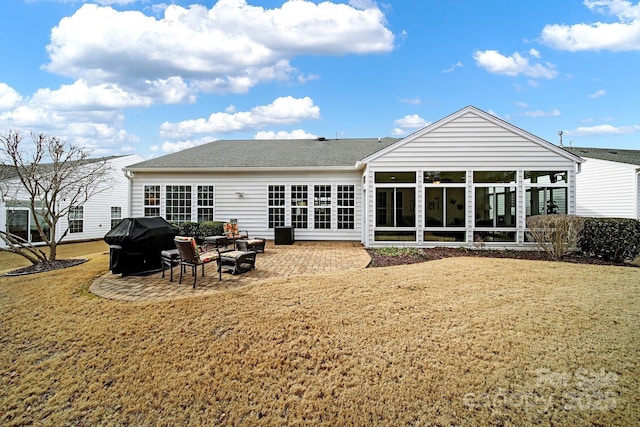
[360,106,583,248]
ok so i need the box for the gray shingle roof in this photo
[127,138,401,170]
[563,147,640,167]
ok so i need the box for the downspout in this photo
[124,169,135,218]
[636,169,640,220]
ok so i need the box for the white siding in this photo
[367,112,573,169]
[130,170,362,241]
[56,154,143,242]
[1,154,143,247]
[575,158,639,219]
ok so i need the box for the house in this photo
[124,106,584,248]
[1,154,143,247]
[563,147,640,220]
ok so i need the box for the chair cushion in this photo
[199,251,219,263]
[161,249,179,259]
[220,250,246,260]
[245,239,264,245]
[175,236,198,252]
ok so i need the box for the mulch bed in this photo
[3,259,88,276]
[367,247,636,268]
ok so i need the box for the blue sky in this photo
[1,0,638,159]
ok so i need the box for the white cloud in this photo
[570,123,640,135]
[515,101,529,108]
[529,48,541,58]
[254,129,317,139]
[159,136,217,154]
[31,79,153,110]
[443,61,463,73]
[44,1,394,95]
[394,114,428,129]
[397,97,421,105]
[390,114,430,136]
[540,0,640,51]
[589,89,607,98]
[473,50,558,79]
[0,83,22,110]
[523,109,561,118]
[160,96,321,138]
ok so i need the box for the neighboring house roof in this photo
[126,138,400,171]
[362,106,584,164]
[563,147,640,167]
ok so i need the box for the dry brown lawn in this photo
[1,244,639,426]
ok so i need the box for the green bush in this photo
[172,221,225,243]
[579,217,640,262]
[199,221,224,237]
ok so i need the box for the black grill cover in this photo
[104,217,178,276]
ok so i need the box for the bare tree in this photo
[0,131,112,263]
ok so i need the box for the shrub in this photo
[526,215,586,260]
[173,221,225,243]
[199,221,225,237]
[374,246,425,258]
[579,217,640,262]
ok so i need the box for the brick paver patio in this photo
[90,241,370,302]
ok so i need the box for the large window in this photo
[166,185,191,223]
[525,171,568,216]
[473,171,516,242]
[423,171,466,242]
[475,187,517,227]
[144,185,160,217]
[6,207,50,243]
[110,206,122,229]
[290,185,308,228]
[268,185,286,228]
[314,185,331,229]
[69,206,84,233]
[375,188,415,228]
[337,185,355,230]
[197,185,214,222]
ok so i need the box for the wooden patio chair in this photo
[174,236,221,288]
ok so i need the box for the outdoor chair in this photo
[236,237,266,253]
[174,236,221,288]
[223,222,249,243]
[219,243,257,275]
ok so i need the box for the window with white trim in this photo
[291,185,308,228]
[268,185,285,228]
[166,185,191,224]
[337,185,355,230]
[197,185,214,222]
[473,171,517,242]
[69,206,84,233]
[110,206,122,229]
[314,185,331,229]
[524,171,568,216]
[144,185,160,217]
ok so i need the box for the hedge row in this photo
[579,217,640,263]
[172,221,225,243]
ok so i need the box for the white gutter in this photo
[123,166,358,173]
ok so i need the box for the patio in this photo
[90,241,371,302]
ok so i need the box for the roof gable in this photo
[361,105,584,164]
